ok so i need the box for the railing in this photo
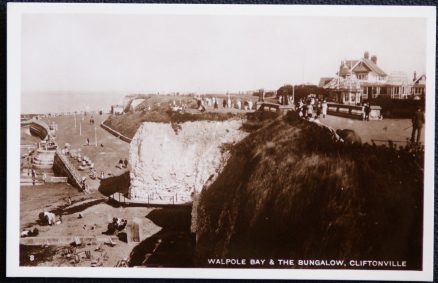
[145,191,191,205]
[110,191,192,206]
[55,149,83,189]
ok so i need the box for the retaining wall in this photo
[100,121,132,143]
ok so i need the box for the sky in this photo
[21,13,427,113]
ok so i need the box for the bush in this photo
[370,97,425,118]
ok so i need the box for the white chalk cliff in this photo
[128,120,247,204]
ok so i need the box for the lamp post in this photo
[292,85,295,103]
[94,127,97,147]
[74,114,77,129]
[79,122,82,136]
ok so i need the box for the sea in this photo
[21,91,130,114]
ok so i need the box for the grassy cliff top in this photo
[103,110,245,139]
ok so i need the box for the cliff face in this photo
[128,120,247,204]
[195,113,423,269]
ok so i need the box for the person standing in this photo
[306,102,313,119]
[81,177,87,192]
[322,100,328,118]
[364,103,371,121]
[411,107,425,143]
[316,101,322,118]
[31,169,36,186]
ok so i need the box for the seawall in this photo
[29,119,50,140]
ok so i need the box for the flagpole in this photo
[94,127,97,147]
[79,122,82,136]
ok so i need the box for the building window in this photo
[356,73,367,80]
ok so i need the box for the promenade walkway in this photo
[41,114,130,191]
[320,115,424,145]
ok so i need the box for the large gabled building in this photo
[320,51,425,105]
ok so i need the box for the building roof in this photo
[339,58,387,77]
[322,78,339,89]
[414,74,426,84]
[386,71,410,85]
[318,77,334,87]
[344,60,359,69]
[361,58,387,76]
[352,62,369,73]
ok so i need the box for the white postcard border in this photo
[7,3,436,281]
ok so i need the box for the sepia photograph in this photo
[7,3,436,280]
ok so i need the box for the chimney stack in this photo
[413,71,417,82]
[364,51,369,59]
[371,55,377,64]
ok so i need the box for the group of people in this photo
[117,158,129,169]
[196,96,254,112]
[297,98,328,120]
[169,100,188,113]
[105,217,128,235]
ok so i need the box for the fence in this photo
[327,103,381,120]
